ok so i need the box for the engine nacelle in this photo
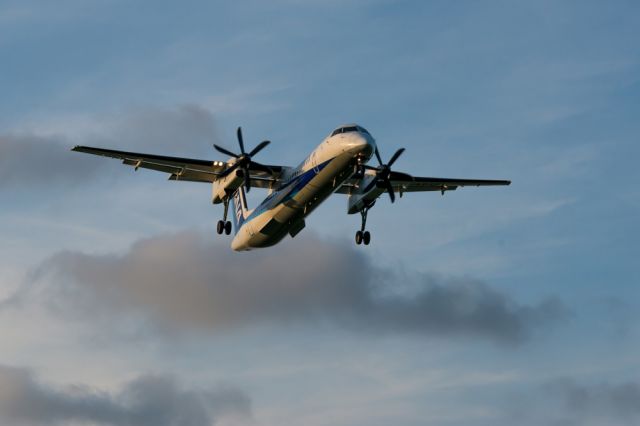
[212,169,244,204]
[347,175,384,214]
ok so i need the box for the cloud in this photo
[0,134,105,188]
[26,231,566,344]
[0,365,250,426]
[0,105,219,190]
[506,378,640,426]
[551,378,640,424]
[94,104,220,154]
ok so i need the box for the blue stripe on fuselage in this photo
[243,158,334,223]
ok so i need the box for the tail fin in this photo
[231,186,250,232]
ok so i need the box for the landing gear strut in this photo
[216,198,232,235]
[353,155,366,179]
[355,207,371,246]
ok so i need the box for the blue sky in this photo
[1,1,639,425]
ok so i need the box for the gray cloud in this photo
[0,365,250,426]
[505,378,640,426]
[27,231,566,344]
[0,105,219,189]
[0,134,105,188]
[551,378,640,425]
[95,104,220,154]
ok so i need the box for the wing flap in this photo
[72,145,223,182]
[336,172,510,194]
[72,145,287,185]
[73,146,216,169]
[392,174,510,194]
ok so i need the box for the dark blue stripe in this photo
[244,158,333,222]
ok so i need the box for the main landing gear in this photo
[216,199,232,235]
[217,220,232,235]
[355,207,371,246]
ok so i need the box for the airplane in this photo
[72,124,510,251]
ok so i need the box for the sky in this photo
[0,0,639,425]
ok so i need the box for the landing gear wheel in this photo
[363,231,371,245]
[217,199,232,236]
[355,207,371,246]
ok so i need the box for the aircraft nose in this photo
[346,133,375,158]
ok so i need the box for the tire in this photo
[224,221,232,235]
[216,220,224,235]
[355,230,363,245]
[363,231,371,245]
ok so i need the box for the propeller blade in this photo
[374,147,383,166]
[236,127,245,155]
[218,125,274,185]
[386,180,396,203]
[249,161,273,174]
[363,177,378,193]
[359,145,405,202]
[219,162,240,178]
[388,148,405,167]
[214,144,239,158]
[243,167,251,192]
[388,170,413,181]
[249,140,270,157]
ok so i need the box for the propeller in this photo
[214,127,271,192]
[363,147,405,203]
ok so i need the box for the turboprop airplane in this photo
[72,124,510,251]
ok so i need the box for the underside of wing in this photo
[390,173,511,193]
[72,146,285,185]
[337,171,510,194]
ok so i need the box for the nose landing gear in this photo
[216,198,233,235]
[355,207,371,246]
[353,154,367,179]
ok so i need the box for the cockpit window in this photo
[331,126,362,137]
[357,126,370,135]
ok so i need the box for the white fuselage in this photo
[231,129,375,251]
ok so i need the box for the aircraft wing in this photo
[388,172,511,193]
[71,146,285,184]
[337,171,510,194]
